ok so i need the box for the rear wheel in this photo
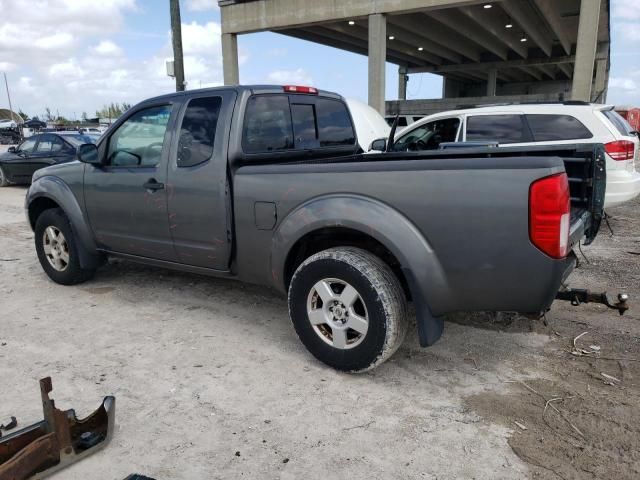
[288,247,408,372]
[34,208,95,285]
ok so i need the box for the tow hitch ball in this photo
[556,289,630,315]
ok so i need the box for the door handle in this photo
[143,179,164,191]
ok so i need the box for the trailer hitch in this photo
[0,377,115,480]
[556,288,629,315]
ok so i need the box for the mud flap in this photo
[402,267,444,346]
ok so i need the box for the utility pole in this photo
[3,72,16,123]
[170,0,185,92]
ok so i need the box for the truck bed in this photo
[232,144,606,320]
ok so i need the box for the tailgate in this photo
[563,144,606,246]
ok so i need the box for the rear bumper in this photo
[604,170,640,207]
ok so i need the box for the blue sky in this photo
[0,0,637,118]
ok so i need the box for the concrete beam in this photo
[557,63,573,79]
[324,23,444,65]
[428,10,509,60]
[537,64,556,80]
[387,15,481,62]
[398,67,408,100]
[318,24,441,65]
[386,22,462,63]
[533,0,573,55]
[501,0,553,56]
[368,14,386,115]
[221,33,239,85]
[518,66,543,80]
[487,68,497,96]
[220,0,490,34]
[459,5,528,58]
[571,0,601,101]
[406,55,575,74]
[282,28,416,67]
[593,58,607,103]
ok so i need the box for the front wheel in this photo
[288,247,408,372]
[34,208,95,285]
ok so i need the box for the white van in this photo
[376,103,640,208]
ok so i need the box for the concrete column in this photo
[222,33,239,85]
[487,68,497,97]
[398,67,408,100]
[571,0,602,101]
[368,14,386,115]
[593,58,607,103]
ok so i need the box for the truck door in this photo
[83,103,179,261]
[166,90,236,270]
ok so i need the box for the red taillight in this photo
[283,85,318,94]
[604,140,634,161]
[529,173,570,259]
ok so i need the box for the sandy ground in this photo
[0,185,638,480]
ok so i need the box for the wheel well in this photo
[28,197,60,229]
[284,227,410,299]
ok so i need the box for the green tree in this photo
[18,110,29,121]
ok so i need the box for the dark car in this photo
[0,133,96,186]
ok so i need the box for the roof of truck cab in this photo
[138,85,343,104]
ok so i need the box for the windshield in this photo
[61,134,98,146]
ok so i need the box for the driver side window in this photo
[19,138,37,153]
[394,117,460,152]
[106,105,172,167]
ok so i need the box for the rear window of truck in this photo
[526,114,593,141]
[242,95,355,153]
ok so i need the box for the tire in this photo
[34,208,95,285]
[0,165,9,187]
[288,247,408,372]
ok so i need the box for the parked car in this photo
[0,118,18,129]
[23,118,47,130]
[26,85,610,371]
[372,103,640,208]
[0,133,97,186]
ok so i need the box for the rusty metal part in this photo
[556,289,630,315]
[0,377,115,480]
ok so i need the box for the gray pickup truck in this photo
[26,85,611,371]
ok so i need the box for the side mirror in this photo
[7,146,16,153]
[77,143,101,165]
[369,138,387,152]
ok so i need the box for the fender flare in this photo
[26,176,101,269]
[271,194,450,346]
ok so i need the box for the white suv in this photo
[384,103,640,208]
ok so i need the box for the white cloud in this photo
[609,77,638,91]
[0,61,17,71]
[0,0,230,118]
[185,0,219,11]
[618,23,640,42]
[612,0,640,20]
[181,21,222,55]
[93,40,123,56]
[267,68,313,85]
[48,59,86,79]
